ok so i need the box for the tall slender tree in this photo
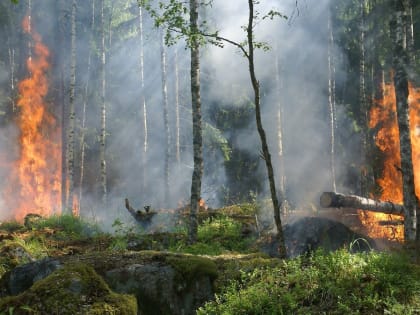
[100,0,107,205]
[188,0,202,243]
[78,0,95,213]
[274,45,286,205]
[65,0,77,214]
[359,0,369,197]
[328,7,337,192]
[160,29,171,207]
[138,5,148,195]
[174,47,181,164]
[245,0,286,257]
[392,0,417,241]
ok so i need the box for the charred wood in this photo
[124,198,156,222]
[320,192,405,215]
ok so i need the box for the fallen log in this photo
[320,192,405,215]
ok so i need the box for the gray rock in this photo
[105,261,214,315]
[5,258,62,295]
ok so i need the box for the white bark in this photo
[160,30,171,206]
[100,0,107,205]
[65,0,77,214]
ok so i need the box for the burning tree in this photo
[4,15,62,221]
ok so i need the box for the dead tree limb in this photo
[124,198,156,222]
[320,192,404,215]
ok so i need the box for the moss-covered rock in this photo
[0,263,137,315]
[0,241,34,280]
[102,251,217,315]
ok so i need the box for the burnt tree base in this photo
[320,192,405,216]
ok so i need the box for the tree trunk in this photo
[78,0,95,214]
[160,30,171,207]
[320,192,405,215]
[404,0,415,66]
[138,5,148,195]
[55,0,68,215]
[6,1,16,112]
[392,0,417,241]
[65,0,77,214]
[247,0,286,258]
[328,8,337,192]
[359,0,369,197]
[100,0,107,206]
[174,48,181,164]
[274,43,286,205]
[188,0,203,244]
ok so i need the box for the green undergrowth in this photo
[170,216,255,255]
[29,214,101,240]
[198,249,420,315]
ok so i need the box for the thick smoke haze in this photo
[0,0,356,231]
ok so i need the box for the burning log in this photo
[320,192,405,215]
[378,220,404,226]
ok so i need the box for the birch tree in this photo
[78,0,95,213]
[160,29,171,207]
[139,0,203,242]
[327,8,337,192]
[100,0,107,205]
[65,0,77,214]
[138,5,148,195]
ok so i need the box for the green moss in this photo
[166,255,218,288]
[0,241,35,278]
[0,263,137,315]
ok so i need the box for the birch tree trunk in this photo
[160,30,170,207]
[78,0,95,213]
[65,0,77,214]
[100,0,107,205]
[327,8,337,192]
[138,5,148,194]
[392,0,417,241]
[404,0,415,66]
[247,0,286,258]
[188,0,203,244]
[6,1,16,112]
[174,48,181,164]
[54,0,68,215]
[274,43,286,209]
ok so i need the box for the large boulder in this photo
[0,251,218,315]
[0,263,137,315]
[260,216,375,258]
[1,258,61,296]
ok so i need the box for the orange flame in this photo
[360,78,420,240]
[3,16,61,221]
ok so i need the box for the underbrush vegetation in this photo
[30,214,101,239]
[170,216,255,255]
[198,249,420,315]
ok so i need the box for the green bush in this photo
[171,216,254,255]
[198,250,420,314]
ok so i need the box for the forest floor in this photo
[0,204,419,314]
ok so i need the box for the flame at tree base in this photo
[362,77,420,241]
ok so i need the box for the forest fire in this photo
[3,16,61,222]
[359,79,420,241]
